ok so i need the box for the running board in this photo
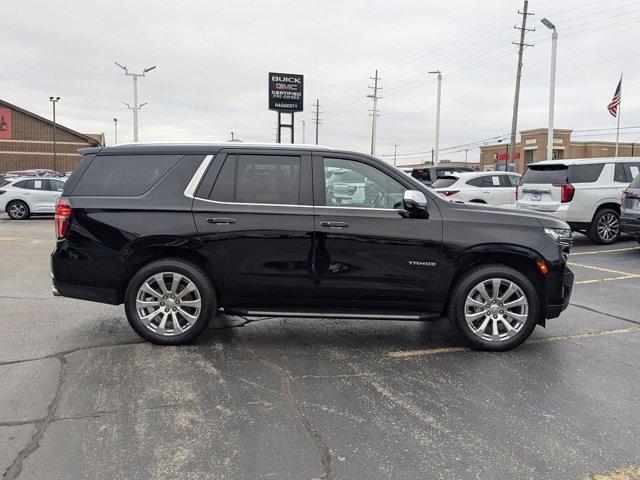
[224,308,438,321]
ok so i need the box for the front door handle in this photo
[320,220,350,228]
[207,217,237,224]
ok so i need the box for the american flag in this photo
[607,78,622,117]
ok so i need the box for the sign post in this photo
[269,73,304,143]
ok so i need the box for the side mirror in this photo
[403,190,429,217]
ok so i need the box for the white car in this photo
[516,157,640,244]
[432,171,521,206]
[0,176,66,220]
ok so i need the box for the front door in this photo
[312,153,444,312]
[192,150,315,307]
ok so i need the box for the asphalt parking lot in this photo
[1,216,639,480]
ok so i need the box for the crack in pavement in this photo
[3,355,66,480]
[569,302,640,326]
[250,350,333,480]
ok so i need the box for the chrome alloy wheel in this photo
[135,272,202,336]
[464,278,529,342]
[8,203,27,219]
[597,212,619,242]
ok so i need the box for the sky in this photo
[2,0,639,165]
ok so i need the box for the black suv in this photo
[51,144,574,351]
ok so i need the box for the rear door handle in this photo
[320,220,350,228]
[207,217,237,224]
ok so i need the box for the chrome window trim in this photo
[184,154,214,199]
[183,153,406,212]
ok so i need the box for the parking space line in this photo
[571,246,640,256]
[575,275,639,285]
[388,326,640,358]
[567,261,640,278]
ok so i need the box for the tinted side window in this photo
[480,175,502,188]
[235,155,301,205]
[625,163,640,182]
[466,177,483,187]
[507,175,521,186]
[50,180,65,192]
[73,155,183,196]
[568,164,605,183]
[324,158,405,209]
[12,180,29,189]
[209,154,237,202]
[614,163,628,182]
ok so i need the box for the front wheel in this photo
[588,208,620,244]
[124,259,217,345]
[447,264,540,351]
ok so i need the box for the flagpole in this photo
[615,73,622,157]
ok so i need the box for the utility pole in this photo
[115,62,156,142]
[429,70,442,165]
[509,0,534,172]
[299,119,306,144]
[367,69,381,156]
[541,18,558,161]
[113,118,118,145]
[393,144,399,166]
[49,97,60,172]
[313,99,322,145]
[464,148,469,164]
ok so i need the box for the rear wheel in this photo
[447,264,540,351]
[587,208,620,244]
[124,259,216,345]
[6,201,30,220]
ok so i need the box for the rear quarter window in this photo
[568,164,605,183]
[72,154,183,196]
[432,177,458,188]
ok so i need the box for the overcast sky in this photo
[2,0,639,165]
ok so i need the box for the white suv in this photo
[0,176,66,220]
[432,171,520,206]
[516,158,640,244]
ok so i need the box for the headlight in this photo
[544,227,572,247]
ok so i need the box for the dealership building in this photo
[479,128,639,172]
[0,99,103,173]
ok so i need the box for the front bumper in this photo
[621,212,640,237]
[545,265,574,319]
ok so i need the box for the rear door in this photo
[46,179,65,211]
[21,179,51,211]
[517,164,569,212]
[191,149,315,307]
[312,153,444,311]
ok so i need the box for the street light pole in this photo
[49,97,60,172]
[299,119,306,144]
[113,118,118,145]
[542,18,557,161]
[429,71,442,166]
[115,62,156,142]
[393,144,399,166]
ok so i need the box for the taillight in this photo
[553,182,575,203]
[347,186,358,195]
[440,190,459,196]
[515,185,521,201]
[55,198,72,239]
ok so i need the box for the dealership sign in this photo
[493,152,520,162]
[269,73,303,112]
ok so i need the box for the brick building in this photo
[479,128,639,173]
[0,99,103,173]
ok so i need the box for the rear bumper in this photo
[544,264,574,320]
[52,275,120,304]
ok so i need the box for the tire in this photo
[447,264,540,351]
[6,200,30,220]
[124,258,217,345]
[587,208,620,244]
